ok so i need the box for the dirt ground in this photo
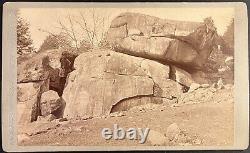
[18,88,234,146]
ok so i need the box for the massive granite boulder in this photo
[106,12,221,77]
[62,49,183,118]
[106,12,202,65]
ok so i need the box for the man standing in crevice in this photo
[58,51,77,96]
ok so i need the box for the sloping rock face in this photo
[17,49,61,124]
[17,80,49,124]
[17,49,62,83]
[62,49,183,118]
[106,12,202,67]
[106,12,224,86]
[17,49,75,124]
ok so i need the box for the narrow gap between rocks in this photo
[36,52,78,121]
[46,52,77,96]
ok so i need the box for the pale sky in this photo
[20,7,234,50]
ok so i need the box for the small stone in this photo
[36,116,44,122]
[217,78,224,89]
[81,115,93,120]
[18,133,30,143]
[58,120,70,126]
[212,83,217,88]
[171,103,181,107]
[101,115,107,119]
[147,130,166,145]
[45,114,57,122]
[218,67,227,72]
[58,127,72,135]
[72,126,84,132]
[201,84,210,88]
[36,114,56,122]
[58,118,68,122]
[225,56,234,63]
[110,111,125,117]
[188,83,200,93]
[209,87,217,93]
[193,138,202,145]
[138,107,146,112]
[166,123,180,141]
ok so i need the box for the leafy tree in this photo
[17,13,35,55]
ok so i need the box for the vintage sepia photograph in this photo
[1,2,249,151]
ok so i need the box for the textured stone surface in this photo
[147,130,166,145]
[17,81,49,124]
[166,123,181,141]
[17,49,62,83]
[17,134,31,144]
[62,49,180,118]
[106,12,202,67]
[173,66,195,87]
[40,90,63,117]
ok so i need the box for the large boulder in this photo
[62,49,182,118]
[40,90,64,118]
[106,13,221,80]
[106,12,202,66]
[17,80,49,124]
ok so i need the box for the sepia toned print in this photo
[2,2,249,151]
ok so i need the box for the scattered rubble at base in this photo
[145,123,203,146]
[147,130,166,145]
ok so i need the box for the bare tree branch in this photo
[50,9,110,50]
[57,20,75,41]
[80,11,94,45]
[68,14,78,49]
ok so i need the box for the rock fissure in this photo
[110,94,157,113]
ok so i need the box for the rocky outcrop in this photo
[17,80,49,124]
[17,49,62,83]
[17,50,60,124]
[106,12,205,68]
[17,49,76,124]
[106,13,223,87]
[17,13,233,123]
[62,49,182,118]
[177,82,234,105]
